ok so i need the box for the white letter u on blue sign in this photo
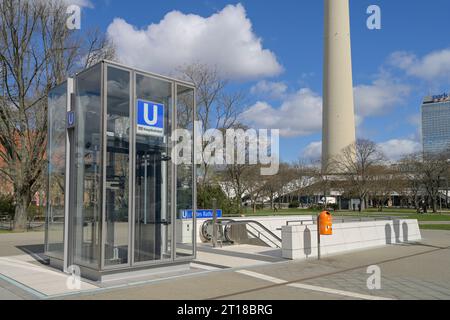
[143,103,158,126]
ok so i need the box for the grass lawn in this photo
[408,214,450,222]
[231,208,450,222]
[237,208,316,217]
[420,224,450,231]
[364,208,427,214]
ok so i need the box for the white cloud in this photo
[389,49,450,82]
[250,80,287,99]
[106,4,282,80]
[301,139,420,162]
[354,74,411,118]
[70,0,93,7]
[302,141,322,160]
[379,139,421,161]
[241,88,323,137]
[242,75,410,138]
[33,0,94,8]
[242,74,411,138]
[58,0,94,8]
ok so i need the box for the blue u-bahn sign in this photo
[67,111,75,129]
[137,100,164,137]
[181,209,223,219]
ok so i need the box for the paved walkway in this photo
[1,229,450,300]
[0,232,44,299]
[63,230,450,300]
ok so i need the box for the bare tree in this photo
[261,163,292,211]
[398,152,450,213]
[399,154,424,212]
[221,124,258,214]
[263,174,279,211]
[332,139,385,212]
[370,165,403,212]
[241,165,265,213]
[0,0,115,230]
[223,162,252,214]
[81,28,115,69]
[420,152,448,213]
[178,63,245,186]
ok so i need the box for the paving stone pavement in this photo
[0,278,37,300]
[1,229,450,300]
[301,271,450,300]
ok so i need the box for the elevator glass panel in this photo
[46,83,67,260]
[175,85,195,258]
[134,74,173,263]
[104,67,131,266]
[73,65,102,268]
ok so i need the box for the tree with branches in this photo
[0,0,114,230]
[178,63,246,186]
[420,152,449,213]
[332,139,385,212]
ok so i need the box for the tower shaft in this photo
[322,0,356,172]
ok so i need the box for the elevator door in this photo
[133,74,173,264]
[134,146,171,263]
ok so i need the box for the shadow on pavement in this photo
[16,244,48,265]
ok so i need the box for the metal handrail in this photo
[286,219,316,226]
[285,215,405,227]
[220,219,282,242]
[332,216,397,223]
[244,223,281,248]
[210,219,282,248]
[204,216,408,248]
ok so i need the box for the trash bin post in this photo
[317,211,333,260]
[317,213,321,260]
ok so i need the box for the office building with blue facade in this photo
[422,93,450,155]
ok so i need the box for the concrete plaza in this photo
[0,229,449,300]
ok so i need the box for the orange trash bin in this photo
[318,211,333,236]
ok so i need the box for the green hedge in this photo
[0,195,15,218]
[0,195,45,221]
[197,184,237,216]
[289,201,300,209]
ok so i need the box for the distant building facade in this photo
[422,93,450,155]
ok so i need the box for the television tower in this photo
[322,0,356,173]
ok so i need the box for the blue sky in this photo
[78,0,450,162]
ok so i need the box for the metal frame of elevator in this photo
[45,60,197,281]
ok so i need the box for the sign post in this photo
[212,198,218,248]
[317,214,321,260]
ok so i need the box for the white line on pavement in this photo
[190,263,221,271]
[235,269,393,300]
[235,270,288,284]
[288,283,393,300]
